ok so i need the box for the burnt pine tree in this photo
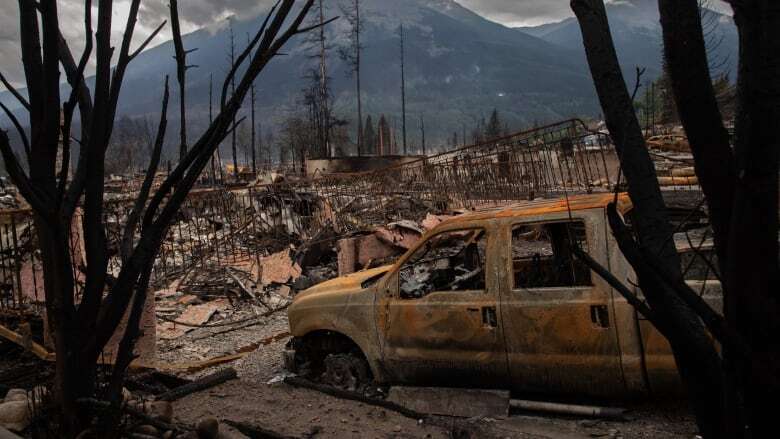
[0,1,325,436]
[309,0,333,158]
[658,0,779,436]
[363,115,376,155]
[485,108,502,140]
[228,21,239,180]
[339,0,364,155]
[419,114,426,155]
[170,0,197,161]
[572,0,779,437]
[378,114,391,155]
[318,0,332,157]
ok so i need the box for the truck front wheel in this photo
[322,352,369,392]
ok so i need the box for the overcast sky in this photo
[0,0,732,92]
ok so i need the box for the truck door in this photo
[379,226,509,388]
[499,215,626,397]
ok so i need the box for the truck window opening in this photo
[399,229,486,299]
[512,221,592,288]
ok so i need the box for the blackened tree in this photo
[0,2,326,436]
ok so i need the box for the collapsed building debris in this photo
[0,118,722,439]
[0,178,18,210]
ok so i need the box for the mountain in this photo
[515,0,738,81]
[2,0,603,153]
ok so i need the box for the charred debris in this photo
[0,118,712,436]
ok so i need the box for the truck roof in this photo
[441,192,632,225]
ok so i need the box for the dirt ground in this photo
[0,312,699,439]
[169,314,699,439]
[174,378,699,438]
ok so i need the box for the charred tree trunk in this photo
[317,0,331,158]
[209,74,218,184]
[571,1,724,436]
[170,0,187,160]
[723,1,780,436]
[658,0,735,270]
[229,23,239,180]
[658,1,780,435]
[251,80,257,175]
[2,2,322,437]
[420,114,426,155]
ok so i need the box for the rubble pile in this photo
[0,178,19,210]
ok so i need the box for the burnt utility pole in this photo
[399,24,407,155]
[170,0,197,161]
[318,0,331,157]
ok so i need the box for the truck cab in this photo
[286,193,721,398]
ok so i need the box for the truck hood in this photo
[296,265,392,299]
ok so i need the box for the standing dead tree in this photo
[318,0,333,157]
[250,79,257,175]
[170,0,197,161]
[572,0,779,437]
[658,0,779,436]
[0,1,324,436]
[228,21,240,180]
[301,0,338,160]
[571,0,721,436]
[315,0,332,157]
[339,0,364,155]
[419,114,426,155]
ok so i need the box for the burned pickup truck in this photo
[285,193,721,398]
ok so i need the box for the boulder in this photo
[150,401,174,423]
[0,426,24,439]
[129,400,173,423]
[134,424,159,436]
[196,417,220,439]
[1,391,25,404]
[0,401,31,432]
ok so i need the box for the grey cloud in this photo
[457,0,732,27]
[456,0,576,26]
[0,0,277,90]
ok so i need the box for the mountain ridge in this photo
[515,0,737,81]
[0,0,737,154]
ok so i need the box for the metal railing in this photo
[1,118,706,315]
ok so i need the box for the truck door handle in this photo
[482,306,498,328]
[591,305,610,328]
